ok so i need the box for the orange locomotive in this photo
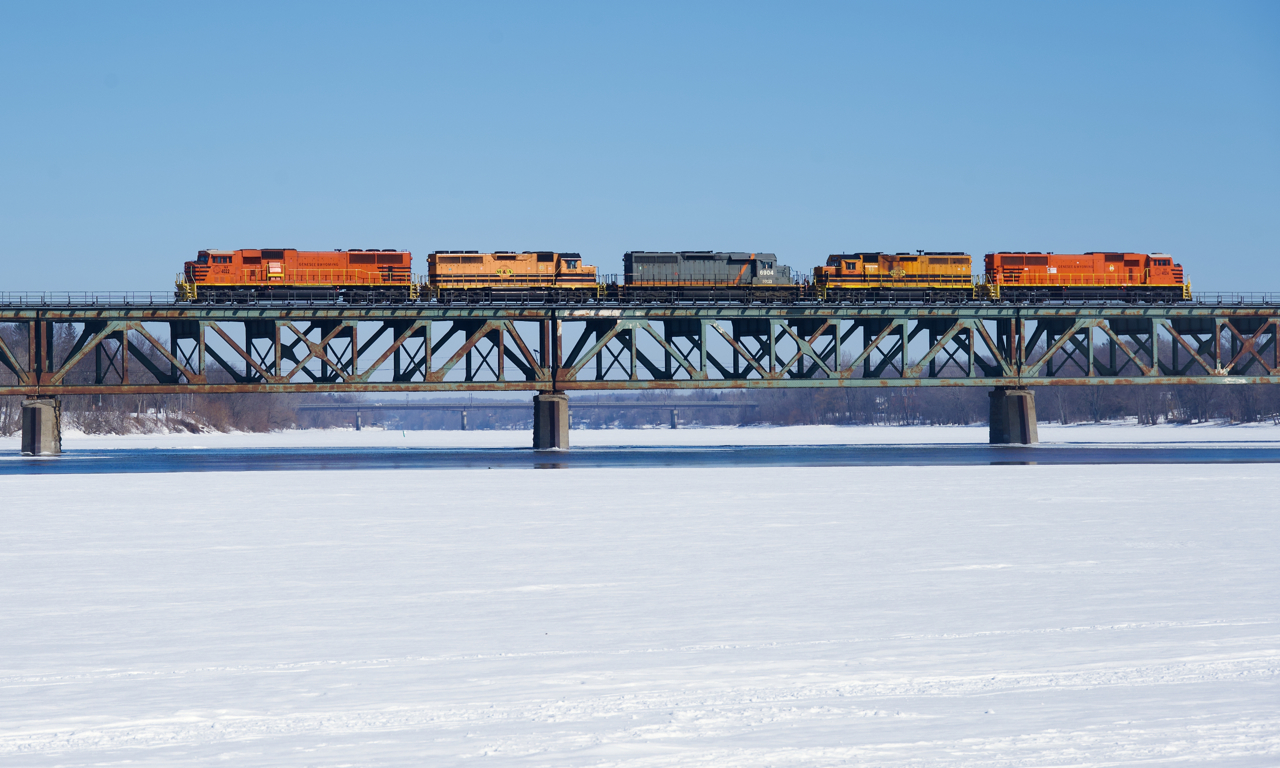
[178,248,415,300]
[980,252,1189,301]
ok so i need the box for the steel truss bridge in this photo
[3,300,1279,394]
[2,297,1278,450]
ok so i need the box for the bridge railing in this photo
[1191,293,1280,306]
[0,290,394,307]
[0,292,180,307]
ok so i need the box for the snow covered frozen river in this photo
[1,426,1278,765]
[5,423,1280,476]
[5,442,1280,476]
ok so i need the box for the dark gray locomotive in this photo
[618,251,798,300]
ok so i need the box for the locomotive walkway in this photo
[3,294,1279,453]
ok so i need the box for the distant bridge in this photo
[3,295,1278,451]
[297,400,757,430]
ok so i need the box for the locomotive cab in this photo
[824,254,863,274]
[1146,254,1184,286]
[744,253,788,285]
[552,252,597,287]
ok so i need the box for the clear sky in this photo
[1,1,1276,292]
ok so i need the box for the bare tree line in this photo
[0,323,360,435]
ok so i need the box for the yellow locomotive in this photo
[813,252,973,300]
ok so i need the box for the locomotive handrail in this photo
[2,290,1280,307]
[607,274,816,287]
[980,271,1173,288]
[188,268,413,287]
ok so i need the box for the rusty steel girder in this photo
[0,303,1278,395]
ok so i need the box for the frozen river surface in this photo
[5,442,1280,475]
[1,434,1278,765]
[4,423,1280,475]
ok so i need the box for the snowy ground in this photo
[2,420,1279,451]
[1,458,1278,765]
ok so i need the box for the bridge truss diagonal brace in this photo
[45,321,123,386]
[281,321,357,383]
[640,321,706,381]
[561,319,639,381]
[774,321,835,378]
[1096,322,1154,377]
[1160,319,1216,376]
[1223,319,1279,376]
[207,322,282,384]
[0,330,29,384]
[839,320,901,379]
[429,320,503,383]
[125,322,207,385]
[1022,319,1092,378]
[708,322,772,379]
[498,320,546,382]
[904,320,965,379]
[972,320,1015,377]
[350,320,428,384]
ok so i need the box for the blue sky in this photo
[1,1,1276,291]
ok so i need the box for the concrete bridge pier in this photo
[669,408,680,429]
[21,397,62,456]
[988,387,1038,445]
[533,392,569,450]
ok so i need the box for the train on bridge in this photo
[177,247,1191,303]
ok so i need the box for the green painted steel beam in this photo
[2,376,1277,397]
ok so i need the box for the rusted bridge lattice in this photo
[3,297,1278,452]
